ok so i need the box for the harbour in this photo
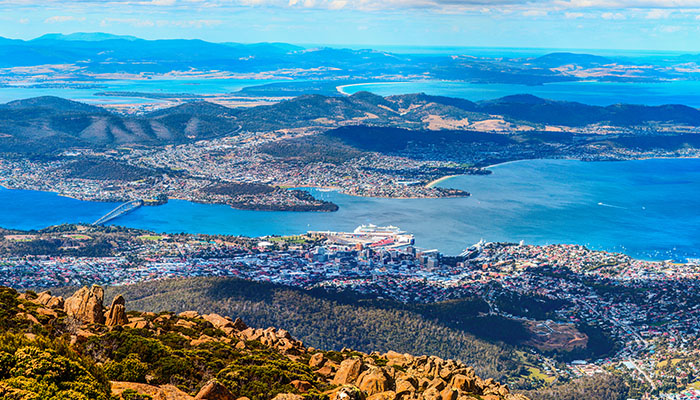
[0,158,698,261]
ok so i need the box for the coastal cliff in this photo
[0,285,527,400]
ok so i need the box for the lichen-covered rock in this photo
[334,385,366,400]
[64,285,105,324]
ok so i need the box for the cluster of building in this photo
[0,156,334,212]
[126,135,473,199]
[3,224,700,397]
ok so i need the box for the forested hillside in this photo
[90,277,528,383]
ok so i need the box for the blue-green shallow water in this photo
[0,78,285,105]
[7,78,700,107]
[342,80,700,107]
[1,158,699,260]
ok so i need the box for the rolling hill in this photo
[2,92,700,155]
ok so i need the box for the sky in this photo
[1,0,700,51]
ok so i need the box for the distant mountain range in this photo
[1,32,686,83]
[1,93,700,154]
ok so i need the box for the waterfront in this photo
[0,158,698,260]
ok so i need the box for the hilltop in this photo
[2,93,700,155]
[0,284,527,400]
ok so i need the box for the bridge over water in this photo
[93,199,143,225]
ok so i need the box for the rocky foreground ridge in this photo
[0,285,528,400]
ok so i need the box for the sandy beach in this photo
[336,81,412,96]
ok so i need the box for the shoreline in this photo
[336,81,413,96]
[425,175,460,188]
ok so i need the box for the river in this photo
[1,158,698,261]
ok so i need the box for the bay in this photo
[1,158,699,261]
[0,78,284,105]
[340,80,700,107]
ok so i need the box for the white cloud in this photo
[522,10,547,16]
[646,9,672,18]
[44,15,86,23]
[8,0,700,18]
[601,11,626,19]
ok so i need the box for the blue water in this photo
[1,158,699,261]
[341,80,700,107]
[0,78,284,105]
[6,75,700,108]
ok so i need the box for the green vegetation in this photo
[523,374,629,400]
[216,347,323,400]
[0,285,333,399]
[97,277,535,384]
[64,159,155,181]
[0,286,112,400]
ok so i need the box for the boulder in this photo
[34,291,65,309]
[449,374,475,393]
[439,387,458,400]
[232,317,248,331]
[178,310,201,319]
[204,314,235,330]
[126,318,151,329]
[334,385,365,400]
[384,351,413,367]
[316,364,334,377]
[36,307,58,319]
[332,358,363,385]
[428,377,447,391]
[367,392,396,400]
[176,319,197,329]
[309,352,326,368]
[394,376,417,394]
[64,285,105,324]
[357,367,391,396]
[290,380,312,392]
[191,335,216,347]
[105,295,129,327]
[272,395,303,400]
[194,379,236,400]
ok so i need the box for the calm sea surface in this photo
[1,159,698,260]
[5,76,700,107]
[0,79,284,105]
[340,80,700,107]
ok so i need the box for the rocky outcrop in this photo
[64,285,105,324]
[34,290,64,309]
[15,287,526,400]
[105,294,129,327]
[237,326,305,356]
[111,381,193,400]
[321,353,527,400]
[193,379,236,400]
